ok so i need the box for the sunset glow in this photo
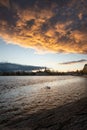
[0,0,87,71]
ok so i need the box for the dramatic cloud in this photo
[59,59,87,65]
[0,0,87,53]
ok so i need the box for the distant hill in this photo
[0,63,45,72]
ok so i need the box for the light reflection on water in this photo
[0,76,87,127]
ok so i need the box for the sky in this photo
[0,0,87,71]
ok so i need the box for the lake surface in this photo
[0,76,87,128]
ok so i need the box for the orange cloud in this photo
[0,0,87,54]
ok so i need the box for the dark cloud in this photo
[0,4,18,26]
[59,59,87,65]
[0,0,87,53]
[12,0,36,9]
[25,19,35,29]
[40,23,50,33]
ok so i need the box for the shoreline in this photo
[0,74,77,76]
[0,97,87,130]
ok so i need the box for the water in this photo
[0,76,87,128]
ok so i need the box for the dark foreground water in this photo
[0,76,87,130]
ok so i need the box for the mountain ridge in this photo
[0,62,45,72]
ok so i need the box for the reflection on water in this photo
[0,76,87,127]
